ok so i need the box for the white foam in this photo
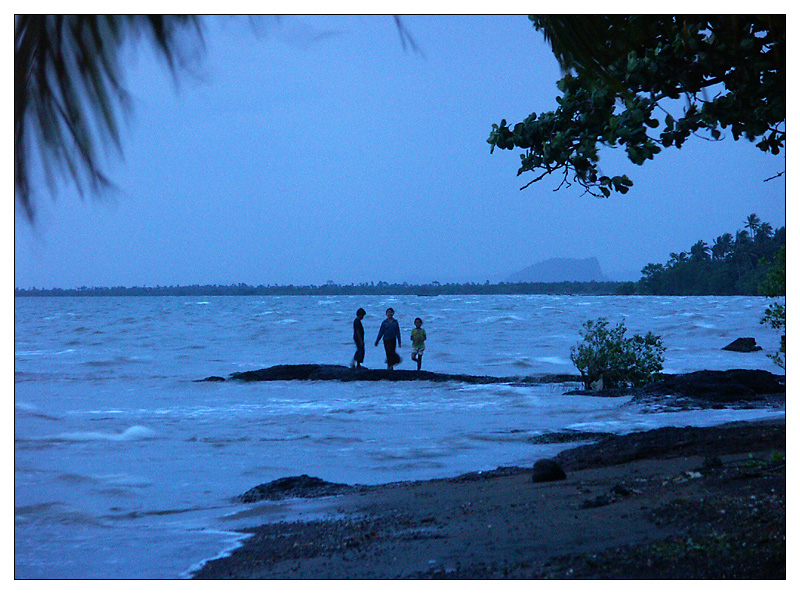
[180,530,252,579]
[535,356,572,366]
[54,425,157,442]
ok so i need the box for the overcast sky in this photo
[14,14,787,289]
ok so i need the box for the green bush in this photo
[570,318,665,390]
[759,246,785,369]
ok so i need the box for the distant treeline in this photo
[14,281,625,298]
[628,214,785,296]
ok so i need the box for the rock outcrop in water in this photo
[237,474,355,503]
[196,364,580,385]
[637,369,784,402]
[196,365,785,411]
[561,369,784,405]
[722,337,763,352]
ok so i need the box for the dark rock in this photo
[554,420,785,471]
[528,430,614,445]
[213,366,785,412]
[580,494,614,509]
[701,456,724,473]
[231,364,323,381]
[451,466,527,482]
[722,337,763,352]
[237,474,354,503]
[194,376,226,382]
[611,484,631,497]
[225,364,580,385]
[532,459,567,482]
[581,485,631,509]
[639,369,784,403]
[570,369,785,405]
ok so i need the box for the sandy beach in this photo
[193,417,785,579]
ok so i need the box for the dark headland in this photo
[191,366,785,579]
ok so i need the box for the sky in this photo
[13,13,788,289]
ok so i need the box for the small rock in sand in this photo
[532,459,566,482]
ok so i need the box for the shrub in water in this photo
[570,318,665,390]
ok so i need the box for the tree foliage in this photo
[570,318,665,390]
[759,245,785,368]
[488,15,785,195]
[637,214,785,295]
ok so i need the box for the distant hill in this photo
[505,257,610,283]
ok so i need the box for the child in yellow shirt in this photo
[410,317,426,371]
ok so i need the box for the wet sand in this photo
[193,418,785,579]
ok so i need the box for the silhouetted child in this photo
[375,307,402,370]
[351,308,366,369]
[410,317,426,371]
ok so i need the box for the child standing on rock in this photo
[410,317,426,371]
[375,308,402,370]
[351,308,366,369]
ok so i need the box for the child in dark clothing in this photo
[375,308,402,370]
[351,308,366,369]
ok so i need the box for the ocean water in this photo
[14,294,785,578]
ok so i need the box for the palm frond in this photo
[14,15,204,221]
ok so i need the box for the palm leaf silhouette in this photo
[15,15,203,221]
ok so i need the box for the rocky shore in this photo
[192,417,786,579]
[198,365,785,412]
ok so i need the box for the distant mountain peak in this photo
[505,257,609,283]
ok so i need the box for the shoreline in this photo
[192,417,786,579]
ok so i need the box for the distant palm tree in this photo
[15,15,204,221]
[735,229,752,247]
[711,235,732,260]
[690,240,711,261]
[756,222,774,244]
[711,241,722,261]
[734,229,757,272]
[668,251,688,267]
[744,213,762,240]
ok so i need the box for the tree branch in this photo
[764,171,785,182]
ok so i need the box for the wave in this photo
[56,472,152,489]
[182,530,253,579]
[15,348,75,358]
[534,356,572,367]
[257,434,312,443]
[80,355,150,367]
[511,358,533,368]
[314,435,364,445]
[15,401,61,421]
[479,314,524,324]
[52,425,157,443]
[15,502,108,527]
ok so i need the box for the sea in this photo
[14,294,786,579]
